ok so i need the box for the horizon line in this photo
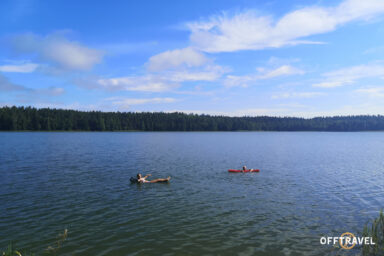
[2,105,384,120]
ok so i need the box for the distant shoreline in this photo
[2,130,384,132]
[1,106,384,132]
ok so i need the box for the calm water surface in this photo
[1,132,384,255]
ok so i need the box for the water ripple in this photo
[1,132,384,255]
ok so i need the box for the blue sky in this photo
[1,0,384,117]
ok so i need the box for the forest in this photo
[1,106,384,131]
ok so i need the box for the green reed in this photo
[44,229,68,256]
[1,242,34,256]
[362,210,384,255]
[2,229,67,256]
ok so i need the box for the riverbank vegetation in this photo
[2,106,384,131]
[362,210,384,255]
[2,229,67,256]
[2,213,383,255]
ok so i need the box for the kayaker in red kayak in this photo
[228,167,259,172]
[242,166,253,172]
[137,173,171,183]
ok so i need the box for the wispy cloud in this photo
[271,92,325,99]
[147,47,208,71]
[224,65,304,87]
[97,75,179,92]
[313,64,384,88]
[169,102,384,117]
[11,102,99,111]
[0,74,64,96]
[363,46,384,55]
[354,87,384,97]
[101,41,158,55]
[0,63,38,73]
[38,87,65,96]
[2,97,176,112]
[10,33,104,71]
[187,0,384,52]
[80,65,227,92]
[167,65,228,82]
[259,65,305,79]
[292,103,384,117]
[0,74,26,91]
[107,97,176,107]
[166,107,299,117]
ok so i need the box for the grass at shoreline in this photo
[2,230,67,256]
[362,210,384,255]
[3,211,384,255]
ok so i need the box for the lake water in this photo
[1,132,384,255]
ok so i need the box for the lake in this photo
[1,132,384,255]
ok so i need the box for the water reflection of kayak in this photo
[228,169,260,173]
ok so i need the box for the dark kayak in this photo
[130,177,139,183]
[130,177,170,183]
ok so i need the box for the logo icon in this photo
[339,232,356,250]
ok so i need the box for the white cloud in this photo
[291,103,384,117]
[11,33,103,71]
[224,65,304,87]
[147,47,208,71]
[107,97,177,109]
[2,98,176,112]
[271,92,325,99]
[313,64,384,88]
[354,87,384,97]
[97,75,178,92]
[168,65,228,82]
[259,65,305,79]
[187,0,384,52]
[91,46,226,92]
[93,65,227,92]
[313,81,349,88]
[38,87,65,96]
[166,108,296,117]
[169,102,384,118]
[0,63,38,73]
[364,46,384,55]
[168,71,218,82]
[224,76,252,88]
[22,102,100,111]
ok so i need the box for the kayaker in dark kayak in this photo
[137,173,171,183]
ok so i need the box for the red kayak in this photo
[228,169,260,173]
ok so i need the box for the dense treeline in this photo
[1,106,384,131]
